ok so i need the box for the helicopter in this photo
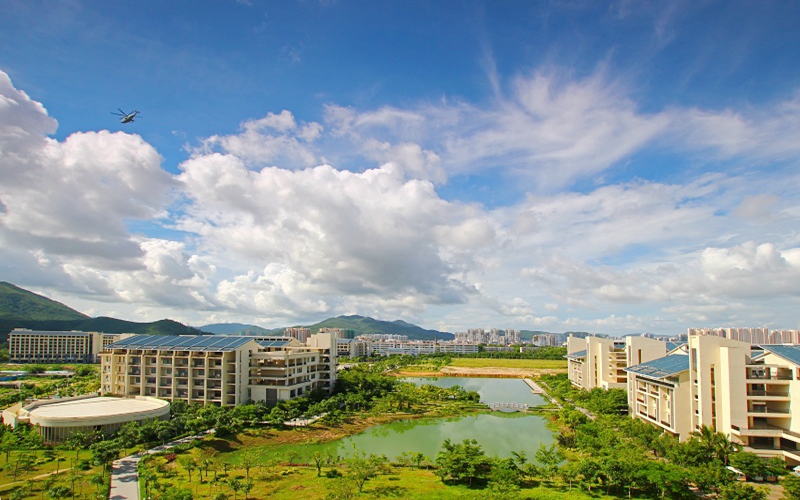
[111,108,140,124]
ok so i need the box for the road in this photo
[109,430,214,500]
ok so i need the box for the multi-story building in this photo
[566,335,676,390]
[625,353,692,439]
[626,335,800,466]
[318,328,354,339]
[284,328,311,343]
[8,329,131,363]
[688,327,800,345]
[100,333,336,406]
[336,338,369,359]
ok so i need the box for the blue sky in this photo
[2,1,800,335]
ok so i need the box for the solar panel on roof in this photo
[107,334,256,352]
[625,354,689,379]
[758,345,800,367]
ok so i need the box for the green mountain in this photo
[0,282,204,340]
[304,315,453,340]
[0,282,88,321]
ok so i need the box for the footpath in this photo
[109,430,214,500]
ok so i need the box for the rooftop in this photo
[26,396,169,420]
[107,334,260,352]
[625,354,690,379]
[758,345,800,367]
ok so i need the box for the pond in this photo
[280,377,554,460]
[401,376,548,406]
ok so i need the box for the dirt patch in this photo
[393,366,565,378]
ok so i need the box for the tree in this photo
[67,468,83,500]
[410,452,426,469]
[345,449,387,493]
[178,455,198,483]
[313,451,325,476]
[1,432,19,462]
[65,431,87,460]
[644,461,690,500]
[46,486,72,500]
[691,463,735,497]
[140,467,157,500]
[239,450,258,479]
[782,474,800,500]
[718,482,768,500]
[434,438,492,486]
[242,479,254,500]
[324,477,358,500]
[533,443,563,483]
[90,440,121,478]
[89,473,105,496]
[730,451,768,479]
[226,478,243,500]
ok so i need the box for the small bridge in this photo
[487,402,529,412]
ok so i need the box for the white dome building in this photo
[2,394,170,442]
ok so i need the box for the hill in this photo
[0,282,204,340]
[304,315,453,340]
[0,281,88,321]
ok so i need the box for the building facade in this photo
[626,335,800,466]
[9,329,131,363]
[100,333,336,406]
[566,335,677,391]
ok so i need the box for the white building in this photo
[100,333,336,406]
[9,329,132,363]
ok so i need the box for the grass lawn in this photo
[142,445,620,500]
[448,358,567,370]
[0,449,107,499]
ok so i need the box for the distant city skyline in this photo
[2,1,800,335]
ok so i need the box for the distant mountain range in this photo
[0,281,588,343]
[0,282,204,341]
[198,315,455,341]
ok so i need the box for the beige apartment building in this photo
[566,335,675,390]
[100,333,336,406]
[9,329,131,363]
[626,335,800,465]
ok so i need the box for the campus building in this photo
[8,329,131,364]
[626,335,800,465]
[566,335,677,390]
[100,333,336,406]
[2,394,170,443]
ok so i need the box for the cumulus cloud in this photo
[0,73,175,273]
[198,110,322,169]
[175,155,493,315]
[4,67,800,333]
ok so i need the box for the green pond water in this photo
[283,377,554,460]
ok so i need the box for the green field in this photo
[141,440,618,500]
[448,358,567,370]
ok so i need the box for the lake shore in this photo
[392,365,565,378]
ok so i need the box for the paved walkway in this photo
[524,378,562,409]
[109,430,214,500]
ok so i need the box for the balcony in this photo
[747,407,791,417]
[746,390,790,400]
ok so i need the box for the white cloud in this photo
[198,110,322,168]
[4,68,800,333]
[175,155,492,313]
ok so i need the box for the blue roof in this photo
[758,345,800,367]
[625,354,689,379]
[666,341,687,351]
[256,340,292,348]
[107,335,258,352]
[565,349,587,360]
